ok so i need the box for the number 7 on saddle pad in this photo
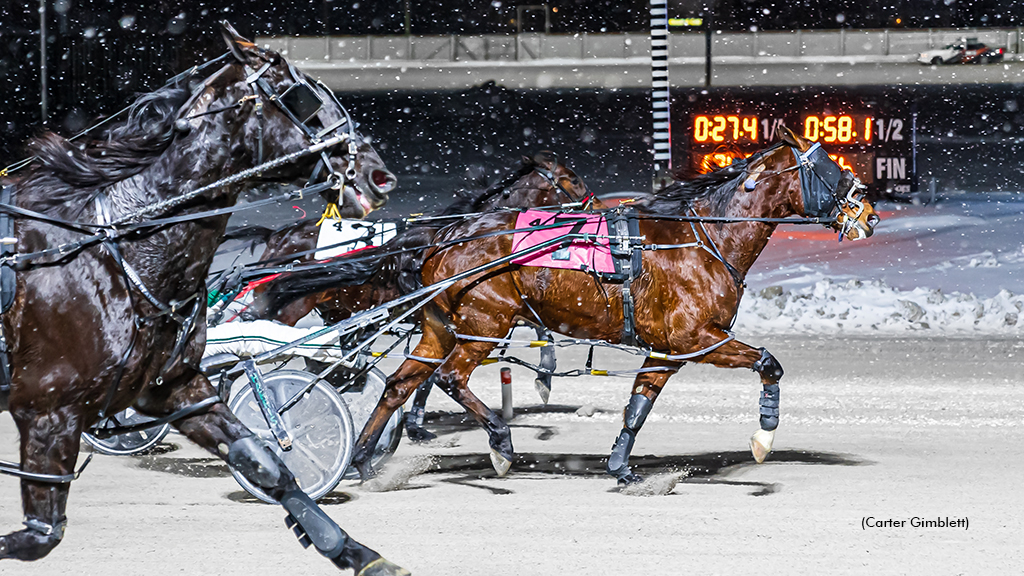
[511,210,616,274]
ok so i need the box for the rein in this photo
[0,51,372,485]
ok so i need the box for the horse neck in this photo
[103,117,252,301]
[691,176,797,277]
[500,182,566,209]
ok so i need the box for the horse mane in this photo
[450,153,549,214]
[21,83,191,207]
[638,157,750,216]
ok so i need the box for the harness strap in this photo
[0,453,93,484]
[0,185,14,406]
[95,196,172,314]
[88,396,221,439]
[615,208,646,348]
[158,286,205,378]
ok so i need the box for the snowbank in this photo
[736,278,1024,335]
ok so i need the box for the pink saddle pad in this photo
[511,211,615,274]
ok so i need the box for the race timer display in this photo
[677,95,914,195]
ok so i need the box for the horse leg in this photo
[696,337,784,463]
[428,340,514,476]
[0,407,83,561]
[606,358,681,485]
[135,372,408,576]
[533,325,555,405]
[403,381,437,443]
[351,321,453,479]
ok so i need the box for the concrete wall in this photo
[262,27,1023,62]
[261,28,1024,91]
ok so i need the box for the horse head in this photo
[774,126,879,240]
[500,150,591,208]
[187,22,396,218]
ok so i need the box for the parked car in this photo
[918,39,1006,65]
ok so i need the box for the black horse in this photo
[0,23,406,575]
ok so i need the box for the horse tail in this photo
[223,225,277,255]
[249,245,392,319]
[223,225,276,244]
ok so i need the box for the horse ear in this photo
[776,124,812,152]
[533,150,557,171]
[220,21,260,64]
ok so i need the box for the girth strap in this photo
[613,208,646,348]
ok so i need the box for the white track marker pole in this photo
[500,367,514,421]
[651,0,672,188]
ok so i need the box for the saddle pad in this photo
[315,219,398,260]
[511,211,615,274]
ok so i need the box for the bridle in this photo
[745,141,869,229]
[185,55,362,214]
[530,154,594,208]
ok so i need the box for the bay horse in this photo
[342,126,878,484]
[0,23,406,575]
[241,152,593,439]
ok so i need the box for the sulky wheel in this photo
[338,367,403,480]
[228,370,355,504]
[82,407,172,456]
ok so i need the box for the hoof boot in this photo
[489,449,512,476]
[404,425,437,443]
[534,379,551,405]
[750,428,776,464]
[357,557,412,576]
[617,472,644,486]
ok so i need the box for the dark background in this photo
[3,1,1023,196]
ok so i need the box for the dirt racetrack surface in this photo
[1,335,1021,574]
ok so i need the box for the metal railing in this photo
[260,27,1023,63]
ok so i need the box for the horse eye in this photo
[571,177,580,185]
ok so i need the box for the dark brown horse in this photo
[0,23,406,574]
[240,152,594,438]
[343,127,878,484]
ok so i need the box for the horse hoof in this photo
[357,557,412,576]
[750,428,776,464]
[489,449,512,477]
[404,425,437,443]
[534,379,551,405]
[617,472,644,486]
[354,460,376,482]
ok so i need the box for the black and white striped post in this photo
[650,0,672,188]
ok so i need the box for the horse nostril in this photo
[371,170,393,193]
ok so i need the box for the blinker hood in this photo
[793,143,842,219]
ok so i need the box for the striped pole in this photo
[650,0,672,186]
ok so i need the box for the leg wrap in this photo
[407,405,425,428]
[537,343,556,387]
[227,436,285,493]
[0,517,66,560]
[759,383,780,431]
[282,489,349,558]
[403,404,436,443]
[752,348,784,381]
[606,394,653,480]
[404,382,437,443]
[228,438,350,560]
[606,429,636,478]
[752,349,782,431]
[623,393,653,430]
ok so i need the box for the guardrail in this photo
[261,27,1023,63]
